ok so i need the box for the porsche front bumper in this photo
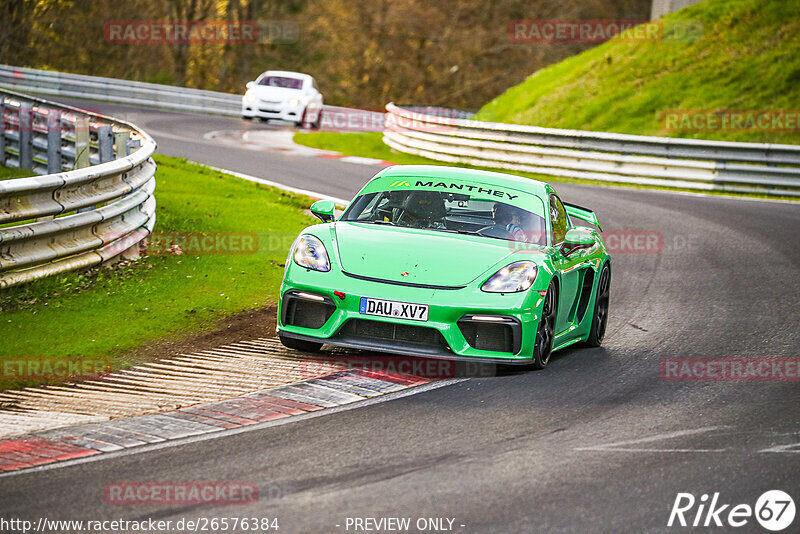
[277,267,547,364]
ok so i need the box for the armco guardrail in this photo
[0,64,348,123]
[384,103,800,197]
[0,64,240,117]
[0,89,156,288]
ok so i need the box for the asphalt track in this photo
[1,100,799,533]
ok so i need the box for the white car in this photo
[241,71,323,127]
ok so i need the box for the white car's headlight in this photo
[293,235,330,272]
[288,98,300,107]
[244,90,256,102]
[481,261,537,293]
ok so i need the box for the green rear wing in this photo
[564,202,603,232]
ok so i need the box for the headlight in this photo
[481,261,537,293]
[244,90,256,102]
[288,98,300,107]
[293,235,330,272]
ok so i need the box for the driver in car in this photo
[399,191,447,229]
[492,202,527,241]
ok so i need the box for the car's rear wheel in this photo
[584,263,610,347]
[532,280,557,369]
[279,334,323,353]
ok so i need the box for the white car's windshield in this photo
[258,76,303,89]
[341,189,547,245]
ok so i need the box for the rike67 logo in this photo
[668,490,795,531]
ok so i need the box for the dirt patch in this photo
[125,306,279,365]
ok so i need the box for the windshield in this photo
[258,76,303,89]
[341,189,547,245]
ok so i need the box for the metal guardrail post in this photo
[98,125,114,163]
[126,139,141,153]
[19,102,33,170]
[74,116,93,213]
[46,110,61,173]
[0,95,5,166]
[114,131,130,158]
[74,116,90,169]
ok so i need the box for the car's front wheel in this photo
[279,334,323,353]
[532,280,557,369]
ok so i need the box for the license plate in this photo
[359,297,429,321]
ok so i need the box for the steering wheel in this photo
[476,225,514,239]
[396,212,446,228]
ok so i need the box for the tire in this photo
[242,115,253,120]
[532,280,557,369]
[584,263,610,347]
[312,109,322,129]
[296,107,308,129]
[279,334,323,353]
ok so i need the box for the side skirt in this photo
[552,336,583,353]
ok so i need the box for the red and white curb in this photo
[0,368,434,473]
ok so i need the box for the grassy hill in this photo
[475,0,800,144]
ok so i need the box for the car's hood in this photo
[333,222,517,287]
[249,86,302,102]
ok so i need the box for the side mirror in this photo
[246,81,254,89]
[310,199,336,223]
[561,229,595,256]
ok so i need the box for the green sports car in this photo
[277,165,610,369]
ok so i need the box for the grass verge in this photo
[0,155,316,390]
[0,166,34,180]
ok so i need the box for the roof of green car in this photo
[372,165,551,197]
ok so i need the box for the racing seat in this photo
[374,191,407,223]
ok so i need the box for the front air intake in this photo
[340,319,449,350]
[281,292,336,329]
[457,315,521,354]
